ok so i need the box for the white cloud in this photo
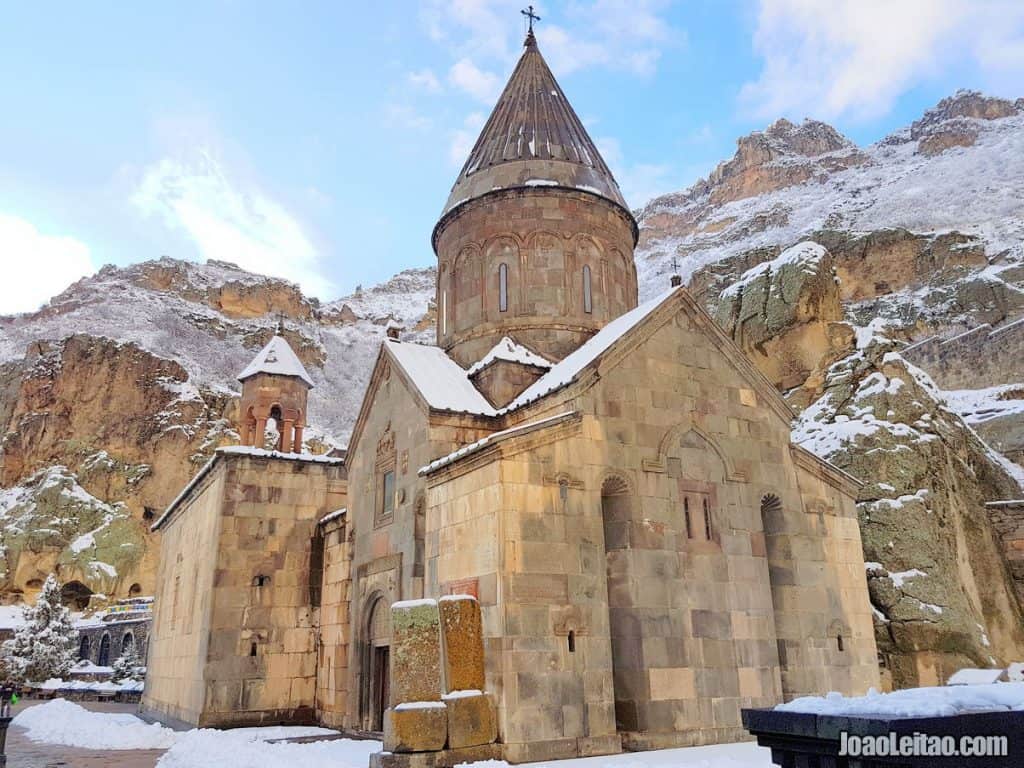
[408,68,442,92]
[132,150,332,299]
[423,0,676,80]
[539,1,672,77]
[0,214,94,315]
[742,0,1024,121]
[449,112,486,167]
[596,137,674,208]
[448,58,501,104]
[383,103,433,131]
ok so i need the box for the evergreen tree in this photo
[110,645,145,682]
[2,574,77,682]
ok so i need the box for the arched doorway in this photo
[60,581,93,611]
[363,597,391,732]
[98,633,111,667]
[79,635,91,661]
[121,632,134,658]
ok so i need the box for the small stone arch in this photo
[360,593,393,732]
[600,473,633,553]
[649,420,745,482]
[121,632,135,657]
[98,633,112,667]
[79,634,91,661]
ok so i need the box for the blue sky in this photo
[1,0,1022,312]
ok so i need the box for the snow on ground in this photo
[13,699,771,768]
[157,728,380,768]
[778,683,1024,718]
[12,698,180,750]
[468,742,770,768]
[941,383,1024,426]
[11,699,337,752]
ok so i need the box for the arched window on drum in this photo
[499,263,509,312]
[582,265,593,314]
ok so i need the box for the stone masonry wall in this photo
[434,189,638,367]
[316,514,352,729]
[902,319,1024,390]
[199,453,345,728]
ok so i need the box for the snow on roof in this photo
[237,335,314,388]
[466,336,553,376]
[217,446,343,464]
[420,411,578,475]
[502,287,679,412]
[384,340,497,416]
[153,446,343,530]
[947,668,1007,685]
[318,507,347,526]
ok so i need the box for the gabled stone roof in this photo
[237,335,314,388]
[441,32,628,217]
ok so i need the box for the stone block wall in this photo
[433,189,638,366]
[143,451,346,728]
[421,293,879,761]
[776,451,879,699]
[143,464,225,726]
[316,513,352,728]
[902,319,1024,390]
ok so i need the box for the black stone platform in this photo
[743,707,1024,767]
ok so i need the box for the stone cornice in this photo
[791,444,863,498]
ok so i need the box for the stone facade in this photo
[144,31,880,763]
[142,449,346,727]
[434,189,638,367]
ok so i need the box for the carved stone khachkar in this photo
[377,596,498,767]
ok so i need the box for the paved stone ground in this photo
[6,700,165,768]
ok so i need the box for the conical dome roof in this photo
[441,33,629,218]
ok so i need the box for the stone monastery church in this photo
[143,29,879,763]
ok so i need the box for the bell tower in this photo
[432,29,639,367]
[237,330,314,453]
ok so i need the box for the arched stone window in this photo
[122,632,134,657]
[79,635,91,661]
[582,265,593,313]
[499,263,509,312]
[98,633,111,667]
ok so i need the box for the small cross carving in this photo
[521,5,540,33]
